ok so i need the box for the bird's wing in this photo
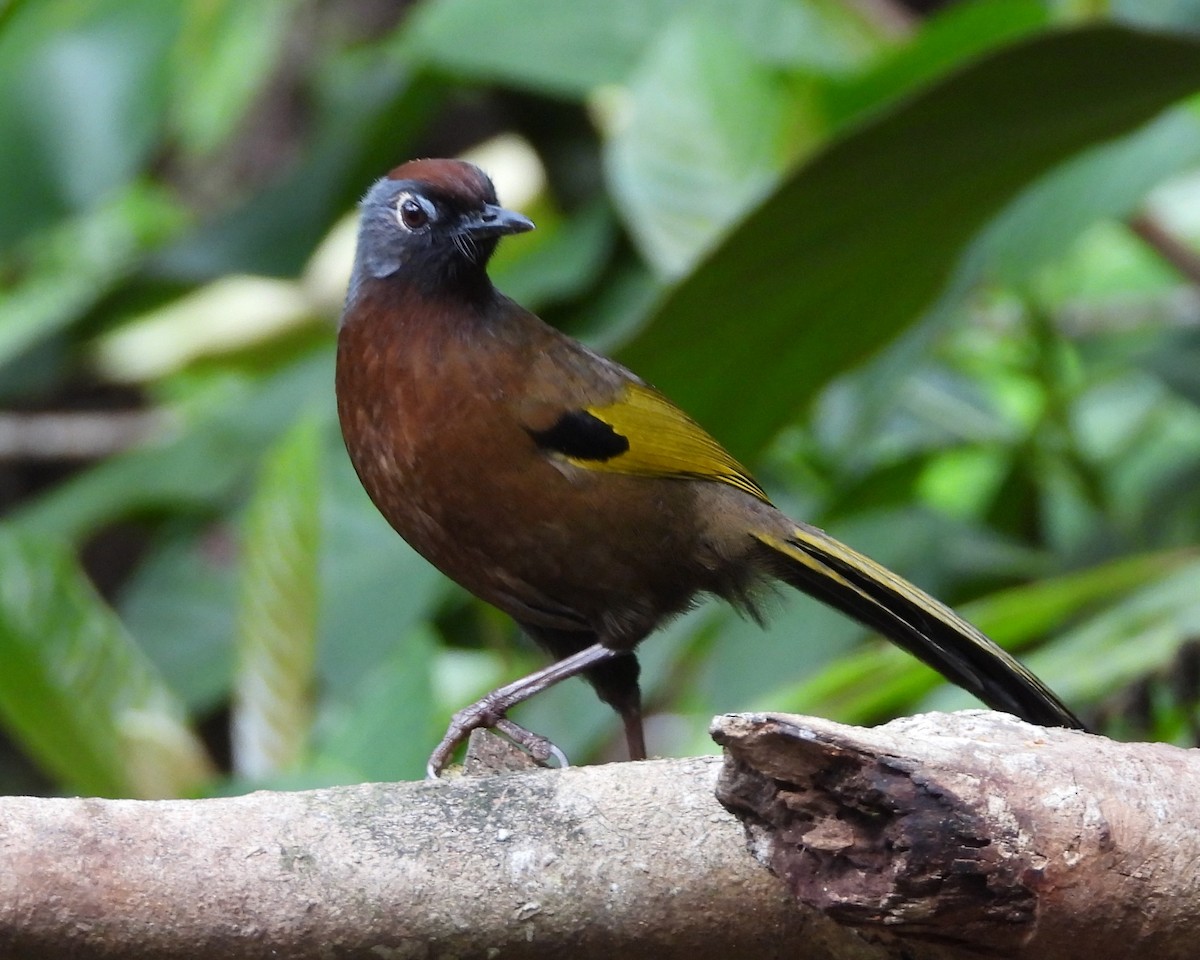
[526,380,770,503]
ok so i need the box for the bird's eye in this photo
[396,193,435,231]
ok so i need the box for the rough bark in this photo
[712,710,1200,959]
[0,711,1196,958]
[0,752,846,960]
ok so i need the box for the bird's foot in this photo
[425,643,619,777]
[426,699,569,778]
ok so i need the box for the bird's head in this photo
[348,158,535,300]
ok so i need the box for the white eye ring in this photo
[395,192,437,231]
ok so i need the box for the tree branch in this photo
[1129,211,1200,290]
[0,754,829,960]
[0,410,163,461]
[1,712,1197,958]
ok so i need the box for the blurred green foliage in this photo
[3,0,1200,797]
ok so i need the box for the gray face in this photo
[353,178,450,283]
[343,176,534,315]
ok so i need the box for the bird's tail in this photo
[753,525,1085,730]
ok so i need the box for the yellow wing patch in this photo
[561,382,770,503]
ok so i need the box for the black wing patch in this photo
[528,410,630,462]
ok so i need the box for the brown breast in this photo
[335,281,738,647]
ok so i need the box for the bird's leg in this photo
[426,642,622,778]
[598,667,646,760]
[620,703,647,761]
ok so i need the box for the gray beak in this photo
[462,203,536,238]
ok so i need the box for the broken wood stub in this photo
[711,710,1200,959]
[715,715,1034,952]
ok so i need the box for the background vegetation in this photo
[4,0,1200,798]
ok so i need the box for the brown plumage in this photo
[336,158,1084,776]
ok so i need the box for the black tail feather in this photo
[755,526,1086,730]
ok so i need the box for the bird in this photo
[335,158,1085,777]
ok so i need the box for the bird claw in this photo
[425,703,570,779]
[494,718,570,769]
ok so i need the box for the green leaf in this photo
[159,56,441,278]
[311,626,439,783]
[406,0,884,98]
[0,524,213,797]
[11,349,334,544]
[0,182,187,368]
[1112,0,1200,30]
[118,522,237,714]
[171,0,301,156]
[406,0,673,96]
[824,0,1050,125]
[231,412,323,779]
[1141,329,1200,407]
[765,548,1196,723]
[0,0,182,244]
[618,24,1200,460]
[932,555,1200,710]
[968,550,1195,643]
[316,443,448,698]
[604,12,793,278]
[490,201,617,309]
[973,107,1200,287]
